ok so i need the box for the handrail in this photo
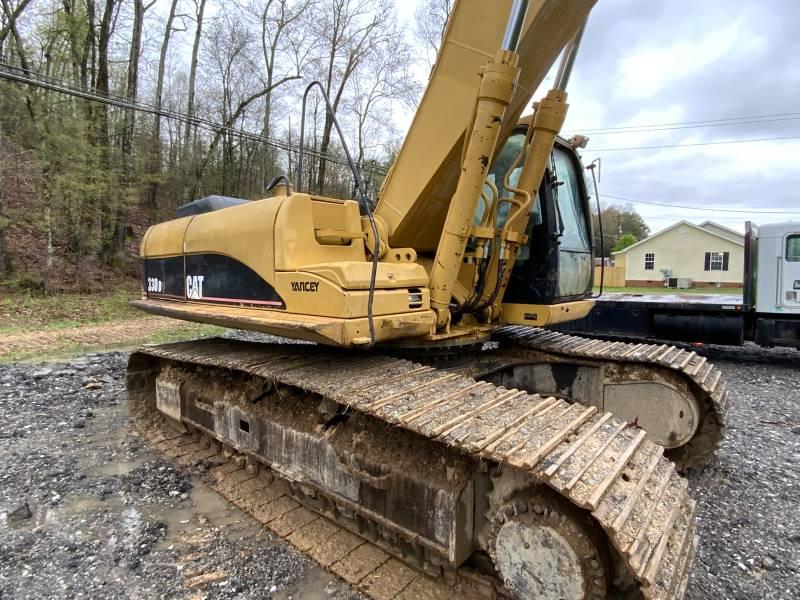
[588,158,604,297]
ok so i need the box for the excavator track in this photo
[490,327,730,470]
[127,338,697,599]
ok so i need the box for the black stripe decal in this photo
[143,253,285,309]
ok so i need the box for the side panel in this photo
[754,317,800,348]
[142,253,286,308]
[274,195,366,270]
[183,195,284,286]
[754,224,800,315]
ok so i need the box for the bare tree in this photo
[0,0,32,57]
[191,6,302,198]
[348,21,418,171]
[248,0,309,186]
[146,0,180,214]
[0,0,31,72]
[311,0,392,193]
[414,0,452,69]
[182,0,206,186]
[95,0,117,260]
[111,0,154,259]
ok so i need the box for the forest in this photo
[0,0,456,293]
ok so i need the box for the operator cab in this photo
[481,128,594,306]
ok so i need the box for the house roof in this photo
[698,221,744,240]
[612,220,745,255]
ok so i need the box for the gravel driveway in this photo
[0,344,797,599]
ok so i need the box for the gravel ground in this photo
[0,352,362,600]
[0,343,797,599]
[686,353,799,600]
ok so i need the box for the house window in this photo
[787,235,800,262]
[644,253,655,270]
[704,251,729,271]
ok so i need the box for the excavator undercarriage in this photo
[128,338,697,599]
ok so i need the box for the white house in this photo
[612,221,744,288]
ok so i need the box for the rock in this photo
[8,501,33,521]
[761,556,776,570]
[32,368,53,379]
[83,377,103,390]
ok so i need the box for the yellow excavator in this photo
[127,1,725,597]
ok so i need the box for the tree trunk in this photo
[182,0,207,200]
[260,0,277,189]
[146,0,179,218]
[113,0,145,261]
[96,0,116,262]
[0,149,10,277]
[42,164,53,294]
[84,0,97,87]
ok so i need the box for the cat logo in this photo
[186,275,205,299]
[291,281,319,292]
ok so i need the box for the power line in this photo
[568,116,800,136]
[575,111,800,133]
[601,193,800,214]
[588,135,800,151]
[0,61,391,178]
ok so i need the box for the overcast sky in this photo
[398,0,800,234]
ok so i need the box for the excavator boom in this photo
[375,0,594,251]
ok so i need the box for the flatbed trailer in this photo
[556,222,800,350]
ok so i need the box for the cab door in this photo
[504,140,594,305]
[780,231,800,311]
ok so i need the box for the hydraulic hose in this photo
[297,81,380,347]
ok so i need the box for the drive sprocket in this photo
[488,490,611,600]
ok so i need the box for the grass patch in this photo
[0,290,144,331]
[594,286,742,295]
[1,323,225,363]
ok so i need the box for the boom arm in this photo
[373,0,596,251]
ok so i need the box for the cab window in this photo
[787,234,800,262]
[475,132,542,228]
[552,147,591,252]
